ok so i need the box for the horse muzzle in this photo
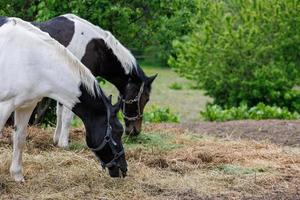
[103,153,128,178]
[125,126,141,136]
[107,162,127,178]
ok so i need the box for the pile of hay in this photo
[0,125,299,199]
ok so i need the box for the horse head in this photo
[121,74,157,136]
[93,96,127,177]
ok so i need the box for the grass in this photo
[169,82,183,90]
[217,164,268,175]
[68,142,86,151]
[0,125,299,199]
[71,65,210,125]
[100,65,211,122]
[124,132,183,151]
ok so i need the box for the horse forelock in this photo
[8,17,99,98]
[63,14,137,75]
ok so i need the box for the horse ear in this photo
[112,97,122,114]
[147,74,158,85]
[107,95,112,105]
[108,95,112,104]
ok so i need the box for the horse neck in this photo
[71,85,108,129]
[96,58,146,96]
[104,68,147,97]
[98,66,129,95]
[71,84,112,148]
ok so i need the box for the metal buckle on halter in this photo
[88,94,126,170]
[88,124,123,169]
[88,125,113,152]
[122,113,143,121]
[100,148,125,169]
[120,82,145,121]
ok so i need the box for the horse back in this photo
[32,16,75,47]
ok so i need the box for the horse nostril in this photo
[120,167,127,178]
[126,127,135,136]
[132,127,136,133]
[125,125,140,136]
[133,127,141,135]
[122,171,127,178]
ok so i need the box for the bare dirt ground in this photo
[180,120,300,147]
[0,120,299,200]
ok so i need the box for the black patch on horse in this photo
[31,16,75,47]
[0,17,7,27]
[81,38,130,93]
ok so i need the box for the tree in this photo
[0,0,38,20]
[1,0,197,65]
[1,0,198,125]
[169,0,300,110]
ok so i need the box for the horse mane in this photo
[63,14,137,75]
[8,17,99,97]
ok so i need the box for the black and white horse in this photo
[0,17,127,181]
[32,14,157,147]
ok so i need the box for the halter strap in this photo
[87,96,124,169]
[120,82,145,121]
[88,125,115,152]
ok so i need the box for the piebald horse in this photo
[0,17,127,182]
[32,14,157,148]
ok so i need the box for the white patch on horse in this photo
[0,18,105,181]
[63,13,137,74]
[8,17,98,98]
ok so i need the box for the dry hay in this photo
[0,125,300,200]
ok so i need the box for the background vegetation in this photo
[170,0,300,116]
[0,0,197,66]
[1,0,299,122]
[1,2,299,198]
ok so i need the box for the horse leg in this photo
[0,101,15,136]
[57,106,73,148]
[53,102,63,145]
[10,103,36,182]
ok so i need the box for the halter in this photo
[120,82,145,121]
[87,98,125,169]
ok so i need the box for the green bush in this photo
[71,116,82,128]
[201,103,300,121]
[144,106,179,123]
[169,0,300,111]
[169,82,183,90]
[0,0,198,66]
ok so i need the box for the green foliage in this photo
[144,106,179,123]
[0,0,197,65]
[217,164,267,175]
[40,100,57,127]
[117,111,124,122]
[170,0,300,110]
[0,0,38,20]
[0,1,198,126]
[96,76,106,85]
[69,142,86,151]
[201,103,300,121]
[71,116,82,128]
[169,82,182,90]
[34,99,57,127]
[123,132,182,151]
